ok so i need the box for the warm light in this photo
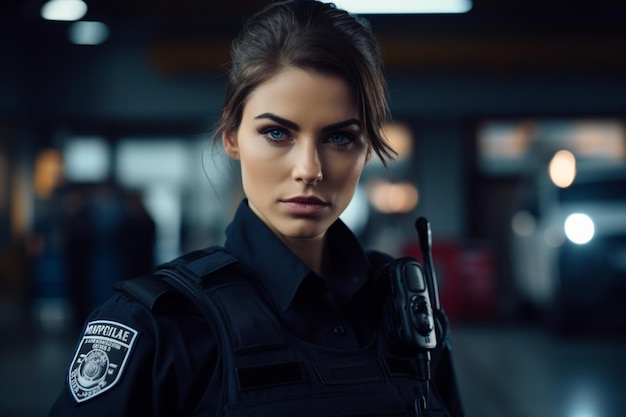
[34,149,64,199]
[478,120,534,159]
[367,180,419,214]
[41,0,87,21]
[381,122,413,161]
[564,213,595,245]
[549,150,577,188]
[572,120,626,160]
[331,0,473,14]
[68,21,110,45]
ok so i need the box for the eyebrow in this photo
[254,113,361,132]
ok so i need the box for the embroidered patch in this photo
[68,320,139,403]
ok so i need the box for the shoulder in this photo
[77,291,211,361]
[54,291,216,413]
[113,245,239,312]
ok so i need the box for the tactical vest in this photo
[116,247,452,417]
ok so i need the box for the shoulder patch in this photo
[68,320,139,403]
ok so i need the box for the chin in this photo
[279,222,328,241]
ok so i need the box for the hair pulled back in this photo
[214,0,395,165]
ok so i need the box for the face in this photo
[223,67,371,245]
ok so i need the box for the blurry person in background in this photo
[49,1,464,416]
[61,185,96,328]
[118,190,156,281]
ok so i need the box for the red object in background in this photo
[402,240,496,320]
[460,246,496,318]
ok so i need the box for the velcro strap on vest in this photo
[114,275,187,313]
[208,283,286,353]
[236,361,304,390]
[184,249,238,280]
[314,363,383,385]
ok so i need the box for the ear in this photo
[222,130,240,160]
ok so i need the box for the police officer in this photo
[49,1,464,416]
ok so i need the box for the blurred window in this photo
[116,139,188,187]
[477,119,625,176]
[116,139,190,262]
[63,137,110,182]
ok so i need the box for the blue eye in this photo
[326,132,353,145]
[262,128,288,141]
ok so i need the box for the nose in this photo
[292,141,323,185]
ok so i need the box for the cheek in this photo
[327,155,367,190]
[238,148,284,189]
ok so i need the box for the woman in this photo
[49,1,463,416]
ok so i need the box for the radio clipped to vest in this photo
[382,217,440,350]
[380,217,441,411]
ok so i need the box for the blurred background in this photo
[1,0,625,416]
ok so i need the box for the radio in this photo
[380,218,441,410]
[382,217,440,350]
[382,257,436,349]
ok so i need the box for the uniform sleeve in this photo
[48,292,218,417]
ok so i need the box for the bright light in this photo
[564,213,595,244]
[341,185,369,234]
[41,0,87,21]
[64,137,110,181]
[566,380,601,417]
[549,149,577,188]
[367,180,419,213]
[116,140,190,187]
[331,0,472,14]
[68,21,110,45]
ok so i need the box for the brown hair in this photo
[213,0,395,166]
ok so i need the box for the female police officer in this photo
[49,1,464,416]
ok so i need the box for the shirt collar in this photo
[223,200,371,311]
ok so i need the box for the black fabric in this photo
[113,275,178,310]
[48,199,464,417]
[193,272,447,417]
[224,200,371,312]
[224,201,375,349]
[236,362,304,390]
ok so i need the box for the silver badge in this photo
[68,320,139,403]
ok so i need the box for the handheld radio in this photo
[381,217,441,410]
[382,217,440,350]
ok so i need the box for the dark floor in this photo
[1,301,626,417]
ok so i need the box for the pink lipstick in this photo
[281,197,329,215]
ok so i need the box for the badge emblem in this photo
[68,320,139,403]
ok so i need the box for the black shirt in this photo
[224,199,376,348]
[49,199,383,416]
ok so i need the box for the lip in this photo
[280,196,330,215]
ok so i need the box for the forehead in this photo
[243,68,358,121]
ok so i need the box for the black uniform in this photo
[49,200,463,416]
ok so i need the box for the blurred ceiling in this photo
[2,0,626,73]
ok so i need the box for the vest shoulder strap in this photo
[114,245,286,352]
[113,274,184,312]
[114,245,237,313]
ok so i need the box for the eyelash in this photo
[260,127,290,142]
[259,127,356,148]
